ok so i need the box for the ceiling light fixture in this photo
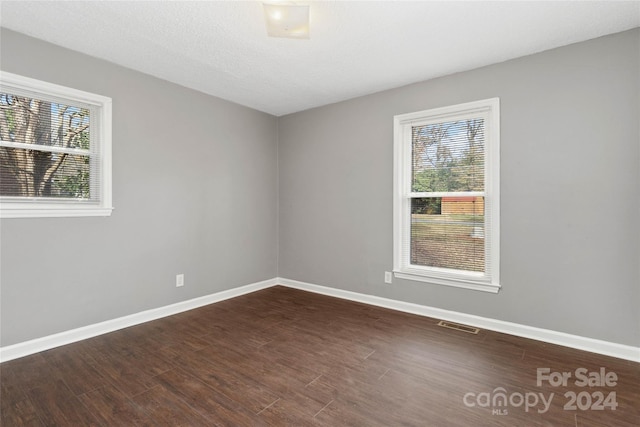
[263,2,310,39]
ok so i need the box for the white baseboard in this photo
[0,278,277,363]
[2,276,638,363]
[277,277,640,363]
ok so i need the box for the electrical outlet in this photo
[384,271,392,284]
[176,273,184,287]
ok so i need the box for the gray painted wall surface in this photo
[278,29,640,346]
[0,29,278,346]
[1,28,638,349]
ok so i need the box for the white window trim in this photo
[393,98,500,293]
[0,71,113,218]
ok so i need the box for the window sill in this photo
[0,206,113,218]
[393,270,500,293]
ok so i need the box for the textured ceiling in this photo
[1,1,639,116]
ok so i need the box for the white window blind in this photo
[394,98,500,292]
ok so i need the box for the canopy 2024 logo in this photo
[463,367,618,416]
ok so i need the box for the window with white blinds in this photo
[0,72,112,218]
[393,98,500,293]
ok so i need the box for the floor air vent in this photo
[437,320,480,334]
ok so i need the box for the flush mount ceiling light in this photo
[263,2,310,39]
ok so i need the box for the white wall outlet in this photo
[176,273,184,287]
[384,271,393,284]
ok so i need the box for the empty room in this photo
[0,1,639,426]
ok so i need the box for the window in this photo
[393,98,500,293]
[0,71,112,218]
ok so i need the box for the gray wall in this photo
[0,29,278,346]
[278,29,640,347]
[2,28,638,349]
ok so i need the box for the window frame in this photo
[0,71,113,218]
[393,98,500,293]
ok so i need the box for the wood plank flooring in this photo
[1,286,638,426]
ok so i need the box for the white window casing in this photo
[393,98,500,293]
[0,71,112,218]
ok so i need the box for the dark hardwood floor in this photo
[1,285,638,426]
